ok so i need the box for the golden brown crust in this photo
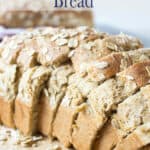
[119,61,150,87]
[71,49,150,83]
[86,53,131,82]
[0,97,15,128]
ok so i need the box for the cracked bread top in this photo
[71,34,143,75]
[43,64,74,109]
[112,85,150,134]
[0,27,105,66]
[17,66,50,106]
[0,27,143,69]
[87,61,150,125]
[61,73,97,107]
[71,48,150,84]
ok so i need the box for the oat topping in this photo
[56,38,68,46]
[81,42,95,50]
[0,126,43,147]
[93,61,109,69]
[68,50,76,58]
[125,75,135,81]
[146,66,150,76]
[112,85,150,134]
[68,38,78,48]
[18,66,50,106]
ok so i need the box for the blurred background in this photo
[94,0,150,47]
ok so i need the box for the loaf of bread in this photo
[1,26,150,150]
[0,0,93,28]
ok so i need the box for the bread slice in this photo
[53,73,97,147]
[0,60,18,128]
[0,36,25,64]
[38,64,74,137]
[72,61,150,150]
[16,40,39,71]
[109,85,150,150]
[14,66,50,135]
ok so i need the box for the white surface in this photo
[94,0,150,47]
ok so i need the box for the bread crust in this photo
[119,61,150,87]
[87,53,131,82]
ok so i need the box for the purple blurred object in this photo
[0,26,24,41]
